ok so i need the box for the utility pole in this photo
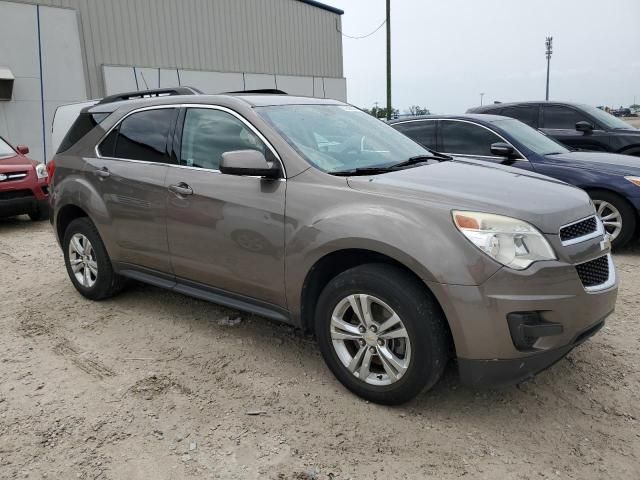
[386,0,392,120]
[545,36,553,101]
[480,93,485,106]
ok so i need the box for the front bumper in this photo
[427,232,618,387]
[457,317,605,387]
[0,195,48,217]
[0,172,49,217]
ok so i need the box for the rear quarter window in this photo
[57,112,110,154]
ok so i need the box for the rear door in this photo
[392,120,438,151]
[540,105,611,152]
[165,106,287,307]
[438,119,534,170]
[87,107,178,274]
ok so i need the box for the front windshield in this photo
[0,138,15,158]
[257,104,428,173]
[493,118,569,155]
[580,104,635,130]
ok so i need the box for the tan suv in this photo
[48,89,618,404]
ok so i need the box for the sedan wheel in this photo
[68,233,98,288]
[594,200,622,242]
[589,190,636,249]
[331,294,411,386]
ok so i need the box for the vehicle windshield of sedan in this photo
[493,118,570,156]
[257,104,428,173]
[0,138,15,158]
[580,104,636,130]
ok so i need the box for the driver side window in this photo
[180,108,266,171]
[440,120,503,156]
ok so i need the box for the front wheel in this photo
[590,190,636,249]
[315,264,450,405]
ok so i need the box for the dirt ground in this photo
[0,218,638,480]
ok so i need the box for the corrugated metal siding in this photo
[8,0,344,97]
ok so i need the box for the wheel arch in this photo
[617,144,640,157]
[56,204,90,244]
[298,248,454,353]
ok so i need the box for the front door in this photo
[540,105,611,152]
[438,119,535,171]
[87,107,178,273]
[165,106,287,307]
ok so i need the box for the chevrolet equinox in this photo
[49,89,618,404]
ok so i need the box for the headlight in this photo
[35,163,48,179]
[452,211,556,270]
[625,176,640,187]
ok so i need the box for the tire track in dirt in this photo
[53,339,116,379]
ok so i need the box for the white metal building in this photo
[0,0,346,162]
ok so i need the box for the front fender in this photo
[284,187,502,319]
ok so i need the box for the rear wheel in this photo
[315,264,450,405]
[590,190,636,249]
[63,217,125,300]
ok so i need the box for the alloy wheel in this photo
[594,200,623,241]
[68,233,98,288]
[330,294,412,386]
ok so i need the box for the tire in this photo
[62,217,126,300]
[589,190,637,249]
[28,204,49,221]
[315,263,450,405]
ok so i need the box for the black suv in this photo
[468,101,640,157]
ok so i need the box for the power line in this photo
[336,18,386,39]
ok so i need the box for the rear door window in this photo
[110,108,177,163]
[542,106,590,129]
[440,120,502,156]
[393,121,437,150]
[499,106,539,128]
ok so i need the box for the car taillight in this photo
[46,159,56,179]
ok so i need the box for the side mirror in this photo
[16,145,29,155]
[220,150,280,179]
[575,121,594,133]
[490,142,516,158]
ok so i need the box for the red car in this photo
[0,137,49,221]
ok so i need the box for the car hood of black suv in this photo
[544,151,640,176]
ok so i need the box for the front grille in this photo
[560,216,598,243]
[0,172,28,183]
[575,255,610,288]
[0,189,34,200]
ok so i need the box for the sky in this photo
[326,0,640,114]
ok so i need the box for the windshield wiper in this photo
[331,166,395,176]
[331,153,453,176]
[389,153,452,169]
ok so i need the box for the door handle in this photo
[93,167,110,178]
[168,182,193,196]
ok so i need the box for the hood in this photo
[544,151,640,176]
[0,154,36,172]
[347,159,594,234]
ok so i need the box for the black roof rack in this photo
[97,86,203,105]
[225,89,288,95]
